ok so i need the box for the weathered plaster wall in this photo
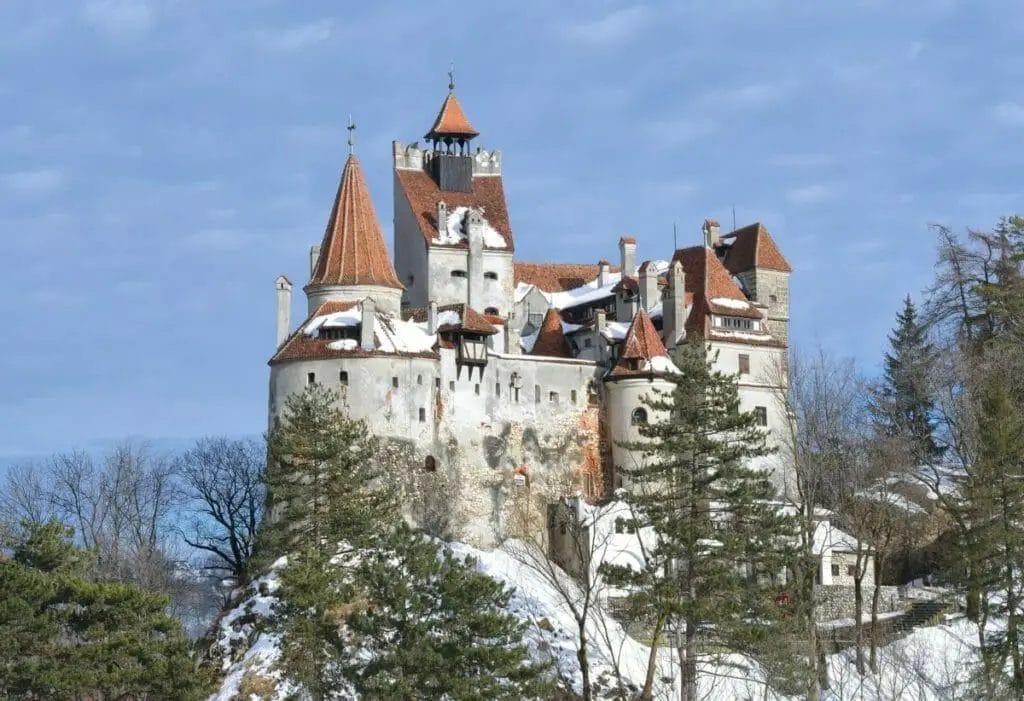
[392,174,429,308]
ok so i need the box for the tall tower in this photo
[393,75,514,315]
[305,148,404,315]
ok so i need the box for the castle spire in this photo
[425,75,479,142]
[346,115,356,155]
[608,309,672,377]
[306,154,403,294]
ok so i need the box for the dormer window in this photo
[484,271,498,281]
[451,270,467,278]
[319,326,360,342]
[719,316,756,331]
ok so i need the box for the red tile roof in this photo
[719,222,792,273]
[308,155,403,290]
[405,304,498,335]
[608,310,669,378]
[395,169,514,251]
[425,92,479,139]
[672,247,764,339]
[530,308,573,358]
[514,262,620,293]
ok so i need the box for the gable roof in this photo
[608,310,674,378]
[719,222,792,273]
[395,169,514,251]
[425,92,479,140]
[308,155,403,290]
[514,262,619,293]
[530,308,573,358]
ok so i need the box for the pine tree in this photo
[0,519,205,699]
[871,296,941,464]
[345,524,552,700]
[602,341,796,701]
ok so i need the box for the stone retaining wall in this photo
[815,584,902,622]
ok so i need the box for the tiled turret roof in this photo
[308,155,403,290]
[608,310,673,378]
[530,308,573,358]
[425,92,479,139]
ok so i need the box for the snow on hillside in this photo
[206,540,985,701]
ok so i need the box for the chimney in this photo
[665,260,687,348]
[309,245,321,278]
[598,260,611,287]
[437,201,448,240]
[360,298,376,351]
[466,207,484,309]
[595,308,608,365]
[618,236,637,277]
[702,219,720,248]
[275,275,292,347]
[639,261,658,311]
[427,300,438,334]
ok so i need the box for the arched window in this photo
[424,455,437,472]
[484,271,498,281]
[631,408,648,426]
[484,306,499,315]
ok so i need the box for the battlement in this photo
[393,141,502,176]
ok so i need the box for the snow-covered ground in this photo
[207,541,988,701]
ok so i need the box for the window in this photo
[474,383,480,396]
[435,377,441,389]
[738,353,750,375]
[831,564,840,578]
[769,294,778,304]
[631,408,648,425]
[484,271,498,281]
[535,385,541,403]
[419,408,426,422]
[753,406,768,426]
[847,565,856,577]
[721,316,754,330]
[307,372,316,385]
[549,391,559,403]
[424,455,437,472]
[495,382,501,397]
[417,374,423,385]
[450,270,467,278]
[339,370,348,385]
[407,273,415,284]
[484,306,499,315]
[584,338,592,348]
[392,377,399,388]
[449,380,455,391]
[571,390,577,404]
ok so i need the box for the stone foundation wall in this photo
[815,584,902,622]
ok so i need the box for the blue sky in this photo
[2,1,1021,458]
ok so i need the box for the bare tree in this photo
[0,460,55,528]
[177,436,265,583]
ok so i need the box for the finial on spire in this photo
[448,61,455,93]
[346,115,356,155]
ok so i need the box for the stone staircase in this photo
[894,599,952,632]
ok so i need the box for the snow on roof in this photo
[710,296,756,311]
[432,206,507,249]
[601,321,630,341]
[290,306,437,356]
[548,272,622,310]
[813,520,866,554]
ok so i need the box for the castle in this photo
[268,83,793,548]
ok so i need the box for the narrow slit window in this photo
[307,372,316,385]
[495,383,501,397]
[450,270,467,278]
[417,374,423,385]
[339,370,348,385]
[418,408,426,422]
[535,385,540,403]
[392,377,399,388]
[474,383,480,396]
[435,377,441,389]
[449,380,455,391]
[738,354,750,375]
[484,271,498,281]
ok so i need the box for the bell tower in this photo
[424,67,478,193]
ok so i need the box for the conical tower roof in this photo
[308,155,403,290]
[608,309,673,377]
[425,92,479,140]
[530,307,573,358]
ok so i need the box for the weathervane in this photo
[448,61,455,93]
[346,115,356,155]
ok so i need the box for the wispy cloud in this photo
[565,6,651,45]
[256,19,334,52]
[82,0,156,38]
[1,168,66,196]
[992,102,1024,126]
[786,183,837,205]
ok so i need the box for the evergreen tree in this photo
[602,341,796,701]
[345,524,551,700]
[0,519,204,699]
[871,295,942,464]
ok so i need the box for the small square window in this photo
[339,371,348,385]
[831,564,840,577]
[392,377,399,388]
[753,406,768,427]
[449,380,455,391]
[307,372,316,385]
[847,565,856,577]
[419,408,426,422]
[571,390,577,404]
[738,354,750,375]
[769,294,778,304]
[549,391,559,403]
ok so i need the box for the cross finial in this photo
[448,61,455,93]
[346,115,356,155]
